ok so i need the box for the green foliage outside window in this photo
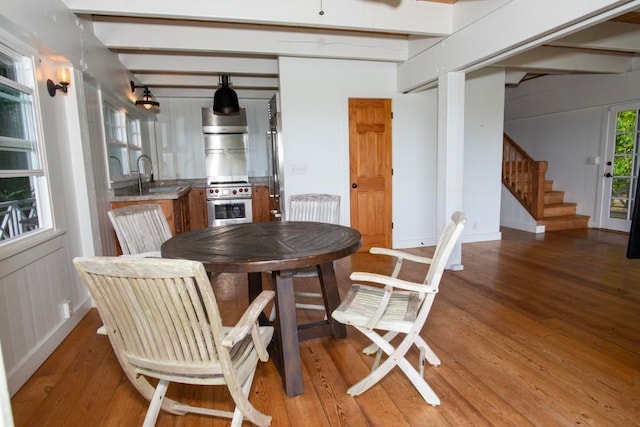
[611,110,639,218]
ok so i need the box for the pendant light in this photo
[213,74,240,114]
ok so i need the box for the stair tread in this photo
[540,214,589,220]
[545,202,577,207]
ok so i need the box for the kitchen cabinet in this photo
[252,185,273,222]
[188,188,208,230]
[110,193,190,241]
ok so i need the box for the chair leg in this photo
[142,379,169,427]
[362,331,398,355]
[349,328,441,406]
[347,327,402,396]
[228,363,272,427]
[415,335,441,366]
[396,356,440,406]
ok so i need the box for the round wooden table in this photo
[161,221,362,396]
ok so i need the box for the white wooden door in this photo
[600,103,640,232]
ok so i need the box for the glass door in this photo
[601,105,639,232]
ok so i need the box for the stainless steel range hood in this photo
[203,106,249,183]
[202,107,247,134]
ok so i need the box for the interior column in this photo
[437,71,465,269]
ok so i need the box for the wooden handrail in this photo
[502,133,547,220]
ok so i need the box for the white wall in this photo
[462,68,505,243]
[504,69,640,229]
[0,0,143,396]
[0,50,94,395]
[277,57,504,248]
[278,57,440,248]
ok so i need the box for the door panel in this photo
[601,105,639,232]
[349,98,392,251]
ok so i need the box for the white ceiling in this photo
[59,0,640,100]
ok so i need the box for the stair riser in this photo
[544,192,564,204]
[541,217,589,231]
[544,205,577,217]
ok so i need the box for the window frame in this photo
[104,102,145,183]
[0,39,52,246]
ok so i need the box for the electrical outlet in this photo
[62,300,72,319]
[291,164,308,175]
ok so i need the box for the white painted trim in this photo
[437,71,465,266]
[6,298,92,396]
[0,340,14,426]
[500,220,546,234]
[398,0,640,92]
[394,238,438,250]
[461,231,503,243]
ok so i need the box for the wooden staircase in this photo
[538,179,590,231]
[503,134,589,231]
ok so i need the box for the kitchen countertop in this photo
[109,179,201,202]
[110,185,191,202]
[109,177,268,202]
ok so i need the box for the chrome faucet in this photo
[136,154,154,195]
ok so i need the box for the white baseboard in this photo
[7,297,93,396]
[500,220,545,234]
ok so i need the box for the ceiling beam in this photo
[133,74,278,88]
[118,53,278,75]
[548,21,640,52]
[93,18,409,62]
[397,0,640,92]
[62,0,453,36]
[496,45,633,74]
[153,87,275,99]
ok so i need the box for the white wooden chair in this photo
[108,203,172,257]
[332,211,466,406]
[288,193,341,313]
[73,256,275,427]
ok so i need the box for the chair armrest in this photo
[222,290,275,348]
[119,251,162,258]
[370,247,432,265]
[350,271,437,294]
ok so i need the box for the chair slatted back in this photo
[108,204,172,255]
[288,194,340,224]
[74,257,225,374]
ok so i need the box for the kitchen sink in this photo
[146,186,185,194]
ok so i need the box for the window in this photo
[609,109,639,220]
[104,104,143,179]
[0,44,49,242]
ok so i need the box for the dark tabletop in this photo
[161,221,362,273]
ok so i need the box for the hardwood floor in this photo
[10,227,640,426]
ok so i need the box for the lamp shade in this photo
[213,74,239,114]
[135,87,160,110]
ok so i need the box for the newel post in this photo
[531,161,548,220]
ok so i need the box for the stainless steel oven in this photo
[206,182,253,227]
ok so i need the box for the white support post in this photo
[437,71,465,269]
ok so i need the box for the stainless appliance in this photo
[203,100,253,226]
[267,93,285,220]
[206,181,252,227]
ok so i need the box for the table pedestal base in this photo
[247,262,347,397]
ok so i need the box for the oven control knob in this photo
[233,190,237,195]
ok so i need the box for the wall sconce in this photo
[47,67,70,97]
[130,81,160,111]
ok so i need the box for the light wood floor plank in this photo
[10,227,640,426]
